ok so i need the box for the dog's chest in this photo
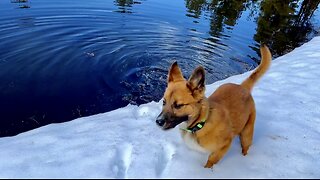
[179,123,209,153]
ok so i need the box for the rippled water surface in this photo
[0,0,319,136]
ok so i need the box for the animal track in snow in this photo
[112,143,133,178]
[155,143,175,178]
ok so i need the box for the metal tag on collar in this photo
[197,123,203,128]
[185,121,205,133]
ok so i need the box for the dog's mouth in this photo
[162,122,175,130]
[160,115,189,130]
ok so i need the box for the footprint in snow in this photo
[111,143,133,178]
[155,143,175,178]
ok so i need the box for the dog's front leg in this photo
[204,152,217,168]
[204,140,232,168]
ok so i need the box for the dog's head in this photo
[156,62,206,130]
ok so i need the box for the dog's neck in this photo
[187,98,210,129]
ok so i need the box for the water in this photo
[0,0,319,137]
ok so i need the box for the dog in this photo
[156,45,271,168]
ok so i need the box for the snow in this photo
[1,37,320,178]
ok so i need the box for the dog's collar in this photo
[180,119,206,133]
[181,105,209,133]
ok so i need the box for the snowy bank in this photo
[0,37,320,178]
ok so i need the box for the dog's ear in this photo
[168,61,184,82]
[187,66,205,93]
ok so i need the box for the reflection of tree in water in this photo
[116,0,134,7]
[185,0,253,36]
[114,0,142,13]
[185,0,206,18]
[254,0,320,56]
[208,0,248,36]
[11,0,30,8]
[185,0,319,56]
[296,0,320,26]
[10,0,34,26]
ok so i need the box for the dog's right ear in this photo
[168,61,184,82]
[187,66,205,94]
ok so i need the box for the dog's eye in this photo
[163,99,166,106]
[173,103,184,109]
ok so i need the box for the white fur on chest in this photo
[179,122,209,153]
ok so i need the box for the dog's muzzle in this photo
[156,112,165,127]
[156,112,188,130]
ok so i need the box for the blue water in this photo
[0,0,319,136]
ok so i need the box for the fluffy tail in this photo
[241,45,272,91]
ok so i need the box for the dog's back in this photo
[208,83,254,135]
[207,45,272,136]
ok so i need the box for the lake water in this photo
[0,0,319,137]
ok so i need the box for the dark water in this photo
[0,0,319,137]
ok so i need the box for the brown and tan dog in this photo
[156,45,272,168]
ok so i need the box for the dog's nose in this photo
[156,119,165,127]
[156,112,165,127]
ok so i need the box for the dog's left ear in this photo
[187,66,205,94]
[168,61,184,82]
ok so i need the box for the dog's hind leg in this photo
[240,108,256,156]
[204,139,232,168]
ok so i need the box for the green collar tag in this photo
[181,119,206,133]
[180,105,209,134]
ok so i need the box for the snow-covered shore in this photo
[0,37,319,178]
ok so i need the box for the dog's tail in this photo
[241,45,272,92]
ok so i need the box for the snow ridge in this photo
[0,37,320,178]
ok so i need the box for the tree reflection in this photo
[254,0,320,56]
[115,0,134,7]
[296,0,320,26]
[185,0,206,18]
[10,0,30,8]
[185,0,250,36]
[185,0,319,56]
[208,0,248,34]
[114,0,142,13]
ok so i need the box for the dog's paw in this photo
[242,149,248,156]
[204,162,214,168]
